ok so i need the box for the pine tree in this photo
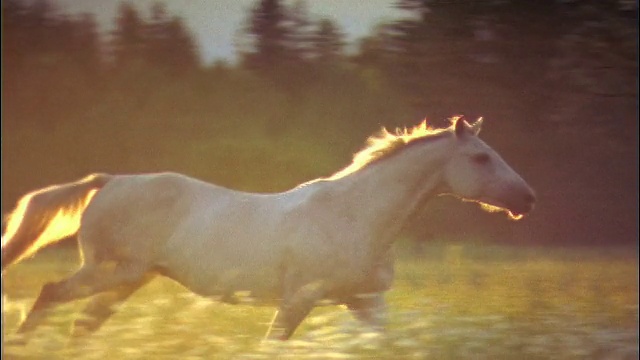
[145,3,200,73]
[242,0,290,73]
[284,0,315,62]
[310,18,345,64]
[162,16,200,72]
[111,3,146,70]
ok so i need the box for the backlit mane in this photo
[327,117,460,180]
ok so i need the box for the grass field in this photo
[2,242,638,359]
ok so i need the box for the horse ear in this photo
[454,116,467,136]
[471,117,483,135]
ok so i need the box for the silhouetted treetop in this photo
[242,0,291,72]
[310,19,345,64]
[110,2,199,73]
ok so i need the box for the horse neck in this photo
[334,138,452,248]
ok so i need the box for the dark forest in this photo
[2,0,638,246]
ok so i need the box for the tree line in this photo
[2,0,637,245]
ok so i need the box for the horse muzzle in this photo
[506,190,536,217]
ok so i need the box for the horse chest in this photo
[286,238,394,297]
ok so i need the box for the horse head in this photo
[442,117,536,219]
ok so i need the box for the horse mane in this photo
[326,117,460,181]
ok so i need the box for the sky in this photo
[53,0,412,64]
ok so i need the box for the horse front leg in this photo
[265,280,327,340]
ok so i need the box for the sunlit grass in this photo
[2,243,637,359]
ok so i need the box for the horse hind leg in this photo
[70,274,154,339]
[344,293,388,331]
[16,260,151,340]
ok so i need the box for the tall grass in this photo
[2,243,637,359]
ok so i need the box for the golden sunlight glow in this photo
[31,189,99,255]
[479,202,523,221]
[2,194,35,248]
[326,119,446,180]
[2,188,98,264]
[508,212,524,221]
[479,202,504,213]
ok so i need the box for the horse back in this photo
[78,172,225,262]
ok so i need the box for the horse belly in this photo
[162,259,283,302]
[160,228,285,302]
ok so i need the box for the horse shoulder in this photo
[278,184,387,291]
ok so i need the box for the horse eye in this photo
[472,153,490,165]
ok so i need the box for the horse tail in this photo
[1,173,114,271]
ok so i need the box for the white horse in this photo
[1,117,535,342]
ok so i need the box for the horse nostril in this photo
[524,192,536,205]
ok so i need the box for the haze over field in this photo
[54,0,412,63]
